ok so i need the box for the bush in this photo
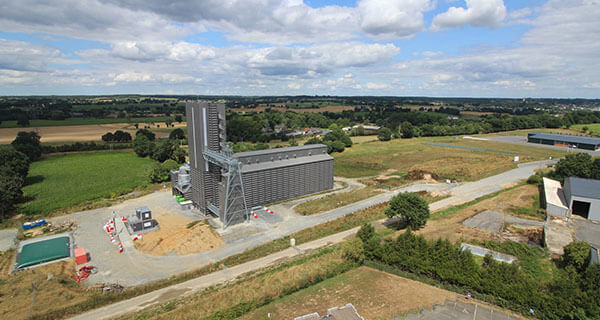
[341,238,365,263]
[169,128,185,140]
[562,242,591,272]
[527,173,544,186]
[385,192,430,229]
[377,127,392,141]
[136,129,156,141]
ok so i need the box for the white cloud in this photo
[287,82,302,89]
[421,51,445,57]
[358,0,434,39]
[431,0,507,31]
[365,82,390,89]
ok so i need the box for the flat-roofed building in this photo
[527,132,600,151]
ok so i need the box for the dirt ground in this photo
[416,184,540,243]
[241,266,522,320]
[0,256,91,320]
[0,122,185,144]
[134,214,224,256]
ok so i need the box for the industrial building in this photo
[527,132,600,150]
[173,101,334,227]
[542,177,600,220]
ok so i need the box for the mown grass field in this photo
[0,116,179,128]
[20,152,153,216]
[333,136,567,180]
[572,123,600,135]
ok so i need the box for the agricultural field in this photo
[0,122,186,144]
[20,152,153,216]
[0,116,179,128]
[572,123,600,135]
[230,104,355,113]
[333,136,567,181]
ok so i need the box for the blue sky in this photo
[0,0,599,98]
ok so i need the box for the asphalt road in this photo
[69,160,554,320]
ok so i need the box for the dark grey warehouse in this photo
[527,132,600,151]
[172,101,334,227]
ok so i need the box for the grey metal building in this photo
[563,177,600,220]
[527,132,600,151]
[175,101,334,227]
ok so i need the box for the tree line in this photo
[344,224,600,319]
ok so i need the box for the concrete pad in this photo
[545,217,573,256]
[574,218,600,248]
[463,210,544,234]
[0,228,17,251]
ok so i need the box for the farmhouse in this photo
[542,177,600,220]
[527,132,600,151]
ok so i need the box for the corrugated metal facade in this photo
[185,101,334,219]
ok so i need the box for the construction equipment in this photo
[72,265,97,283]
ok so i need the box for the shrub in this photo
[562,242,591,272]
[341,238,365,263]
[377,127,392,141]
[132,135,154,157]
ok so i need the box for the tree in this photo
[16,115,30,127]
[357,223,375,243]
[165,118,173,127]
[162,159,180,172]
[147,162,170,183]
[400,121,415,138]
[325,140,345,153]
[0,145,30,179]
[304,137,322,145]
[385,192,430,229]
[169,128,185,140]
[0,167,24,219]
[377,127,392,141]
[152,140,175,162]
[341,238,365,263]
[562,241,591,272]
[136,129,156,141]
[175,115,183,123]
[132,135,154,157]
[11,131,42,161]
[102,132,114,142]
[113,130,132,142]
[171,146,187,164]
[554,153,593,180]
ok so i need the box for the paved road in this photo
[0,228,17,252]
[70,160,554,320]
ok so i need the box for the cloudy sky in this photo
[0,0,599,98]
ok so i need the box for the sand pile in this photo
[134,214,224,256]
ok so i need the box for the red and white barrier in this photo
[121,216,128,222]
[118,243,123,253]
[252,211,258,219]
[264,207,274,214]
[132,234,143,241]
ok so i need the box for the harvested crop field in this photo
[333,136,566,180]
[0,122,186,144]
[240,266,457,320]
[134,214,224,256]
[230,105,355,113]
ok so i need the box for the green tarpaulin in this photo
[17,237,70,269]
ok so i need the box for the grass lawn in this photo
[572,123,600,135]
[333,136,567,180]
[294,186,383,216]
[20,152,153,216]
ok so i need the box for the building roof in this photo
[543,177,568,209]
[565,177,600,200]
[234,144,327,158]
[240,153,332,173]
[528,132,600,146]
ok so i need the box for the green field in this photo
[333,136,567,180]
[20,152,153,216]
[572,123,600,135]
[0,116,182,128]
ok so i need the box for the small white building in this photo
[543,177,600,221]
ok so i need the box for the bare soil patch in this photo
[241,266,457,320]
[416,184,540,243]
[134,214,224,256]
